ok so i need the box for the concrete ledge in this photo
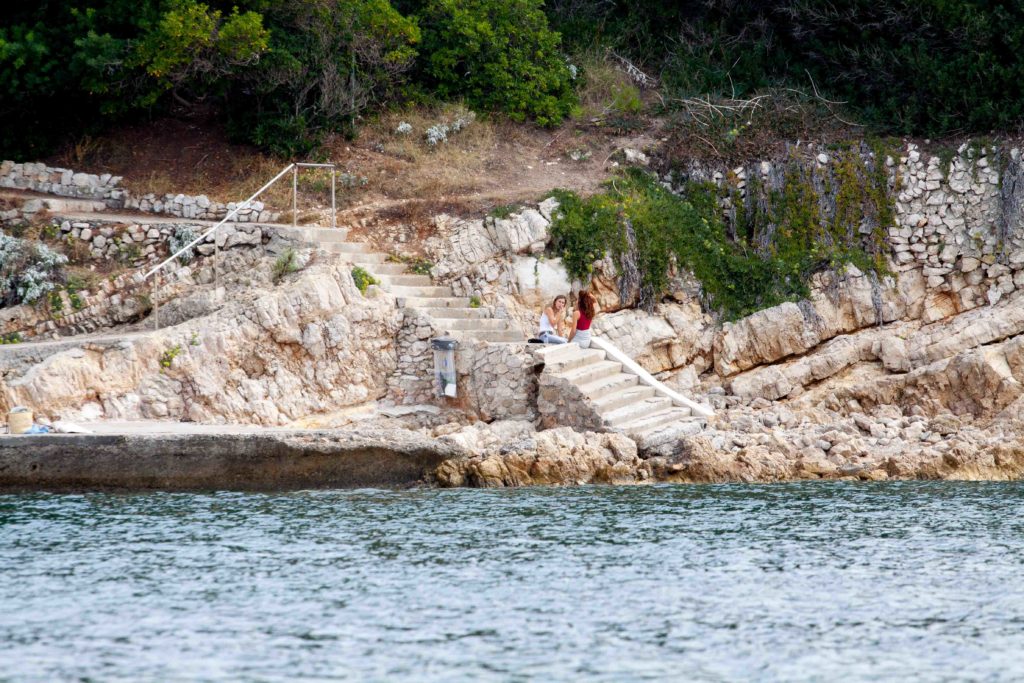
[0,429,463,491]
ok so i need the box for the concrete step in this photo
[340,252,388,264]
[387,285,453,298]
[534,343,584,364]
[307,228,350,242]
[591,384,658,413]
[419,307,490,319]
[557,360,623,387]
[433,318,511,331]
[543,348,606,374]
[322,242,372,254]
[619,408,693,435]
[377,274,433,286]
[602,396,675,428]
[577,372,639,399]
[353,262,407,275]
[448,329,524,343]
[400,296,471,308]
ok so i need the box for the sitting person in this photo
[568,290,597,349]
[537,295,569,343]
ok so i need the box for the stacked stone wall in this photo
[1,160,281,223]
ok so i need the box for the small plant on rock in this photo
[159,344,182,371]
[168,226,198,264]
[272,248,299,284]
[0,332,22,345]
[469,295,482,308]
[489,204,518,219]
[351,266,379,294]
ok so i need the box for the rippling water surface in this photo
[3,482,1024,681]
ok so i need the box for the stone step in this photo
[353,262,407,275]
[418,307,491,319]
[557,360,623,387]
[619,408,693,435]
[542,348,606,374]
[322,241,372,254]
[591,384,658,413]
[602,396,675,428]
[400,296,471,308]
[387,285,453,298]
[377,273,433,286]
[447,329,524,343]
[433,318,511,331]
[577,372,639,399]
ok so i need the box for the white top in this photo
[538,311,557,334]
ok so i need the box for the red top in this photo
[576,312,592,330]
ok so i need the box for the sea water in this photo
[2,482,1023,681]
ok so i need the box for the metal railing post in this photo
[214,227,219,300]
[331,168,337,229]
[292,165,298,228]
[153,270,160,331]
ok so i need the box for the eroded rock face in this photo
[431,422,646,487]
[0,258,402,425]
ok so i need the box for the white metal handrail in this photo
[144,161,339,329]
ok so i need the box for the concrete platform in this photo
[0,422,461,491]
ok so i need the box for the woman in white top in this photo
[537,295,568,343]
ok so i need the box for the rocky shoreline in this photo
[2,140,1024,488]
[4,405,1020,491]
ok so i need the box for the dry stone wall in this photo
[456,342,539,422]
[385,311,540,422]
[1,160,280,222]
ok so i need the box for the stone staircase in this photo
[305,225,522,343]
[536,343,710,443]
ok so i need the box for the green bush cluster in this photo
[0,0,576,158]
[411,0,576,126]
[549,153,894,319]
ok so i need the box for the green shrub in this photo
[351,266,380,293]
[414,0,577,125]
[468,294,481,308]
[0,332,22,345]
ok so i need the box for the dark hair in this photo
[578,290,596,320]
[552,295,567,308]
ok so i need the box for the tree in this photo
[413,0,577,125]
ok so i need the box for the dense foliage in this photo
[2,1,1023,156]
[410,0,576,125]
[0,0,573,158]
[549,152,893,319]
[546,0,1024,137]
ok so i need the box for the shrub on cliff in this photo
[549,153,893,318]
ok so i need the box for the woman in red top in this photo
[568,290,597,349]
